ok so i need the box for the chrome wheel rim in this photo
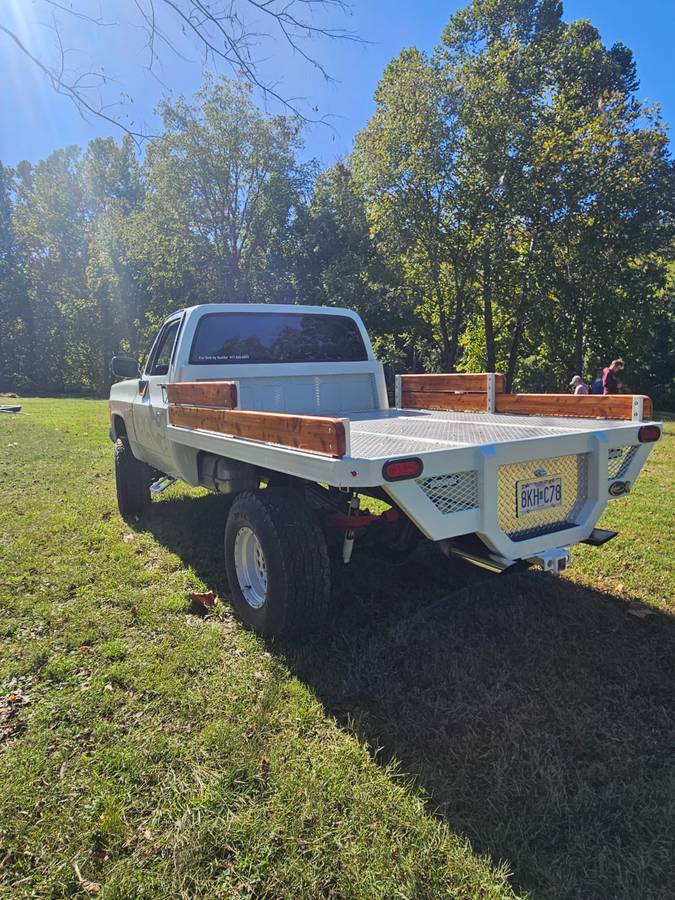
[233,526,268,609]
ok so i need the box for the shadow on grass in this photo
[138,491,675,900]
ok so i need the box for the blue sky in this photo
[1,0,672,169]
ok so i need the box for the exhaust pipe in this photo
[440,537,573,576]
[439,537,517,574]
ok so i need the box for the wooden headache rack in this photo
[397,373,653,422]
[166,381,348,458]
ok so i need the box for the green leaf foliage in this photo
[0,6,673,406]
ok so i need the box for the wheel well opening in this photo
[113,415,127,438]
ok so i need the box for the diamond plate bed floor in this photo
[345,408,634,460]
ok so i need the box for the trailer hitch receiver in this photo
[528,548,571,573]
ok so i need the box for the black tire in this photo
[367,516,422,565]
[224,488,331,638]
[114,437,152,519]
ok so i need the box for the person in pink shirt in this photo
[569,375,589,395]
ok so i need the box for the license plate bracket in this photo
[516,477,562,517]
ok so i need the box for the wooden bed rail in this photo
[495,393,653,421]
[166,381,238,408]
[398,373,653,421]
[167,380,348,457]
[399,373,506,394]
[398,373,504,414]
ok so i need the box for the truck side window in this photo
[147,320,180,376]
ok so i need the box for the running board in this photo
[581,528,619,547]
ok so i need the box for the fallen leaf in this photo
[0,722,24,743]
[73,862,101,894]
[190,590,216,608]
[122,533,135,543]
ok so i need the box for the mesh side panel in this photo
[417,471,479,515]
[497,454,589,541]
[608,446,638,480]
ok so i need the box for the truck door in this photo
[132,316,182,472]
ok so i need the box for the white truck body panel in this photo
[110,303,660,567]
[173,303,388,413]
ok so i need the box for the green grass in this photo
[1,399,673,899]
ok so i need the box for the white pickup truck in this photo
[109,303,661,637]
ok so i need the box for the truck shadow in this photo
[137,491,675,899]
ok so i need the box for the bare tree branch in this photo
[0,1,363,139]
[41,1,116,27]
[0,24,150,141]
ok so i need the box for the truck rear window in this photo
[189,312,368,365]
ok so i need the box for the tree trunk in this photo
[482,247,496,371]
[574,305,584,375]
[506,315,525,392]
[437,291,451,371]
[20,299,39,392]
[447,273,467,371]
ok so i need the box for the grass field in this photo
[1,399,673,899]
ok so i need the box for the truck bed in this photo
[166,396,657,557]
[345,407,639,459]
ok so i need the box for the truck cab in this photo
[110,303,387,479]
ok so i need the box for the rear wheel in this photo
[224,488,331,638]
[114,437,152,519]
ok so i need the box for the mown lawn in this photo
[1,399,673,899]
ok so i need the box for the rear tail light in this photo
[638,425,661,443]
[382,457,423,481]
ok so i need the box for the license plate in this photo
[516,477,562,517]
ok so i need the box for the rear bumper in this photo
[383,424,658,561]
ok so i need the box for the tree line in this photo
[1,0,673,406]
